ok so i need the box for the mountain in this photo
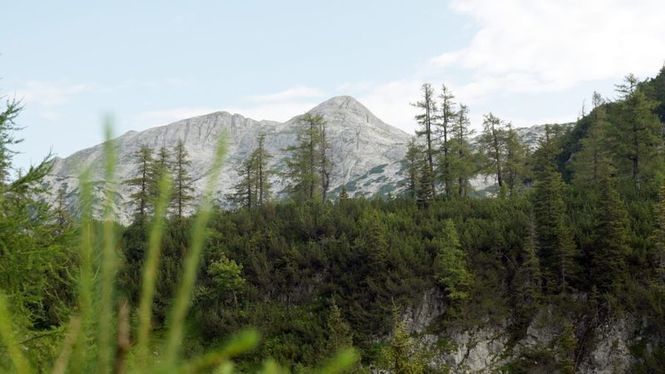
[45,96,411,224]
[45,95,559,224]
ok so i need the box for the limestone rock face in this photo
[44,96,411,224]
[44,95,557,224]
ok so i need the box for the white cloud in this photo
[14,81,95,107]
[335,0,665,133]
[431,0,665,96]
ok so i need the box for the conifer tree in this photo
[652,183,665,279]
[359,210,388,267]
[591,175,630,293]
[572,105,612,190]
[511,218,542,331]
[126,145,154,218]
[230,153,257,209]
[338,185,349,202]
[254,132,271,206]
[403,138,422,200]
[0,99,21,187]
[380,307,425,374]
[318,120,332,202]
[54,184,71,232]
[437,84,456,196]
[171,140,194,219]
[413,83,437,197]
[231,133,273,209]
[416,155,434,208]
[284,113,329,201]
[207,255,246,307]
[504,125,528,195]
[478,113,507,189]
[449,104,475,197]
[325,300,354,355]
[434,219,473,301]
[612,74,663,195]
[533,133,578,294]
[150,146,172,202]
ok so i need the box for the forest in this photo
[1,67,665,373]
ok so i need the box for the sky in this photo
[2,0,665,170]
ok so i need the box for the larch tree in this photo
[652,183,665,279]
[149,146,172,202]
[325,299,354,355]
[533,130,578,294]
[171,140,194,219]
[478,113,507,190]
[434,219,473,301]
[504,124,528,196]
[254,132,272,206]
[612,74,663,196]
[449,104,475,197]
[572,104,613,190]
[380,307,425,374]
[0,99,21,187]
[403,138,422,200]
[230,152,257,209]
[284,113,329,202]
[413,83,437,198]
[437,84,456,196]
[511,216,542,331]
[591,174,630,294]
[126,145,155,218]
[416,154,435,207]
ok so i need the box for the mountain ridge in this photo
[46,96,412,223]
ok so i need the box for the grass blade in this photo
[0,293,32,374]
[51,316,82,374]
[136,173,173,364]
[71,168,96,372]
[164,134,227,362]
[97,119,118,374]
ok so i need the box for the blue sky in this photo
[3,0,665,170]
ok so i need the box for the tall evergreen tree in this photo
[416,154,434,208]
[413,83,437,198]
[612,74,663,196]
[591,175,630,294]
[150,146,172,202]
[533,132,578,294]
[318,120,332,202]
[126,145,154,218]
[652,183,665,279]
[284,113,329,202]
[572,105,613,190]
[230,153,257,209]
[254,132,271,206]
[504,124,528,195]
[511,217,542,331]
[434,219,473,301]
[403,138,422,200]
[171,140,194,219]
[478,113,507,189]
[325,300,354,355]
[436,84,456,196]
[380,307,425,374]
[230,133,273,209]
[449,104,475,197]
[0,99,21,187]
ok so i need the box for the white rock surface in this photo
[44,95,560,224]
[44,96,411,224]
